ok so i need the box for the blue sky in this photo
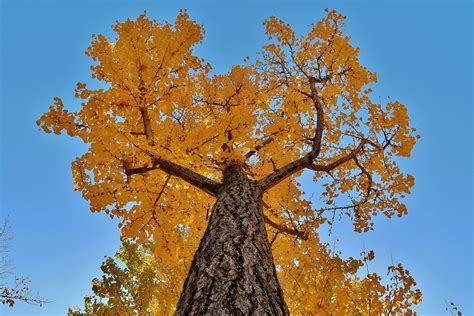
[1,0,472,315]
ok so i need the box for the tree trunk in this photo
[175,163,289,315]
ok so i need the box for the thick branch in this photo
[308,77,325,160]
[126,158,220,197]
[139,107,155,146]
[257,77,325,192]
[258,139,369,192]
[258,156,310,192]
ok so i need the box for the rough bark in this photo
[175,163,289,315]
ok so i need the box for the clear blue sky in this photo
[1,0,472,315]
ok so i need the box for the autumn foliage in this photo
[39,9,421,314]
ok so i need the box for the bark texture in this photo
[175,163,289,315]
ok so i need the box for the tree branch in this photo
[263,214,308,240]
[126,158,220,197]
[258,138,370,193]
[353,156,373,202]
[139,107,155,146]
[245,136,275,159]
[308,77,325,161]
[258,156,310,192]
[258,76,326,192]
[308,140,367,173]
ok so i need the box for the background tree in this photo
[38,9,420,314]
[0,218,48,308]
[68,240,182,315]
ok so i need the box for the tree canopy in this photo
[38,9,421,314]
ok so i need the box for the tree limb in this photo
[353,156,373,202]
[308,140,367,173]
[308,77,325,161]
[258,138,369,192]
[263,214,308,240]
[126,158,220,197]
[258,77,325,192]
[131,102,220,197]
[258,156,310,192]
[245,136,275,159]
[139,106,155,147]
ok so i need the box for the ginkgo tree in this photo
[38,9,420,314]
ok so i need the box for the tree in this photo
[38,9,420,314]
[0,218,48,308]
[68,240,182,315]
